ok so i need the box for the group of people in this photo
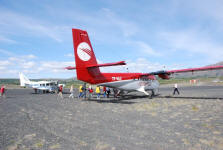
[77,84,111,100]
[57,83,106,100]
[57,82,180,99]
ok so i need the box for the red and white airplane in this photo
[66,29,223,96]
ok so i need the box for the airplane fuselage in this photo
[98,78,159,91]
[85,72,159,94]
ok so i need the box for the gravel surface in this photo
[0,86,223,150]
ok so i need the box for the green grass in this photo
[158,77,223,85]
[1,76,223,88]
[0,79,20,85]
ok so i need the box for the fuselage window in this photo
[140,78,149,81]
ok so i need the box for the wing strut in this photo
[137,86,149,95]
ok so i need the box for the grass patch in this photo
[192,105,199,111]
[158,77,223,85]
[49,143,60,149]
[35,141,44,148]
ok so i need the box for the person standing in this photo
[78,85,83,98]
[96,86,101,99]
[88,85,93,99]
[103,86,106,98]
[113,88,118,98]
[0,85,6,98]
[82,83,87,99]
[106,87,111,98]
[57,85,63,99]
[173,83,180,95]
[69,85,74,99]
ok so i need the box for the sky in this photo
[1,0,223,78]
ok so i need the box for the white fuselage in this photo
[98,79,159,95]
[19,73,59,93]
[27,81,58,92]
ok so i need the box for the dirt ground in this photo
[0,85,223,150]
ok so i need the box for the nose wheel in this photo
[150,88,159,99]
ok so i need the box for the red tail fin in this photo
[72,29,101,83]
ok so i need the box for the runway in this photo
[0,85,223,150]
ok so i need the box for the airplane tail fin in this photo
[19,73,31,86]
[72,29,101,83]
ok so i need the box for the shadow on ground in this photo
[158,95,223,100]
[82,94,153,104]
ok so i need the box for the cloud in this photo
[99,57,171,73]
[26,54,37,59]
[59,7,139,44]
[127,58,165,73]
[0,36,17,44]
[0,52,75,78]
[134,41,161,57]
[40,61,74,71]
[0,10,68,42]
[0,66,6,70]
[7,55,37,70]
[159,29,223,63]
[0,48,14,56]
[0,60,11,66]
[65,53,73,57]
[101,8,138,37]
[23,61,35,69]
[184,0,223,25]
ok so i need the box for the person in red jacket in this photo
[103,86,106,98]
[0,85,6,98]
[88,85,93,99]
[57,85,63,99]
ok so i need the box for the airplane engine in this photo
[158,74,170,79]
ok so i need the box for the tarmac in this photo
[0,85,223,150]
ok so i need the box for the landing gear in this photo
[149,88,159,99]
[150,90,155,99]
[34,89,37,94]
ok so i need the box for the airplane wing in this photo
[166,65,223,74]
[65,66,76,70]
[87,61,126,68]
[65,61,126,70]
[146,65,223,79]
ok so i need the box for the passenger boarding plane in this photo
[19,73,59,93]
[66,29,223,96]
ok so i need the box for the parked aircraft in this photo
[66,29,223,96]
[19,73,59,93]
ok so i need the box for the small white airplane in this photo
[19,73,59,93]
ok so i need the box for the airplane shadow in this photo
[83,94,155,104]
[31,91,71,94]
[84,98,136,104]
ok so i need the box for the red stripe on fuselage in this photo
[87,72,156,84]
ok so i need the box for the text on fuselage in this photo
[112,77,122,81]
